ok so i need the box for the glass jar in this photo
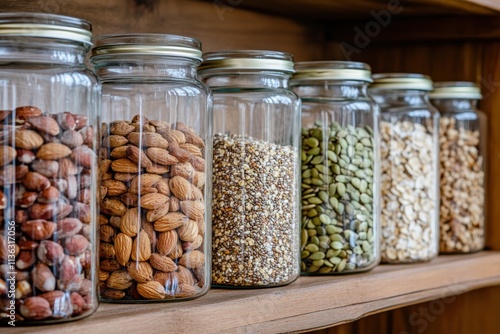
[0,13,99,324]
[429,82,486,253]
[90,34,212,301]
[369,74,439,263]
[290,61,380,274]
[198,50,301,287]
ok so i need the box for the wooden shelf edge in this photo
[8,251,500,334]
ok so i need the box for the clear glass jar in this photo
[198,50,301,287]
[369,74,439,263]
[430,82,486,253]
[90,34,212,301]
[290,61,380,274]
[0,13,99,324]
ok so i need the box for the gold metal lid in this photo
[91,34,202,60]
[0,12,92,44]
[291,61,372,82]
[429,81,482,99]
[198,50,295,73]
[370,73,433,91]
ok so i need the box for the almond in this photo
[140,193,169,210]
[154,212,188,232]
[71,145,95,168]
[17,149,36,164]
[102,179,128,197]
[37,143,72,160]
[100,159,112,176]
[180,143,203,157]
[115,233,133,266]
[145,163,170,174]
[176,284,196,298]
[40,291,72,317]
[132,123,156,133]
[100,259,121,272]
[127,145,153,168]
[100,242,116,259]
[167,240,184,260]
[120,208,140,237]
[131,230,151,261]
[110,121,135,136]
[190,155,205,172]
[28,116,61,136]
[110,145,129,158]
[0,165,16,185]
[22,171,51,191]
[183,131,205,149]
[177,265,196,286]
[16,250,36,270]
[101,289,125,300]
[149,253,177,272]
[120,192,138,207]
[31,159,60,178]
[38,186,61,204]
[21,220,56,240]
[170,162,194,179]
[103,135,128,148]
[191,186,204,201]
[137,281,165,299]
[180,200,205,222]
[168,142,191,162]
[182,234,203,251]
[100,224,115,243]
[169,176,192,200]
[106,270,133,290]
[32,263,56,292]
[0,146,16,166]
[179,250,205,269]
[127,132,169,148]
[149,119,170,128]
[158,128,186,144]
[111,158,140,173]
[127,261,153,283]
[169,196,180,212]
[15,189,38,208]
[16,106,42,119]
[61,129,84,148]
[114,172,138,182]
[64,235,89,256]
[157,230,178,256]
[100,198,127,216]
[20,296,52,320]
[72,114,88,130]
[156,178,171,196]
[37,240,64,265]
[178,219,199,242]
[146,147,178,166]
[55,112,76,130]
[146,203,170,222]
[129,173,162,194]
[131,115,149,124]
[141,220,157,251]
[70,292,86,315]
[15,129,44,149]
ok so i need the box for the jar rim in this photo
[91,33,202,60]
[429,81,482,99]
[198,50,294,74]
[370,73,433,91]
[291,61,372,83]
[0,12,92,45]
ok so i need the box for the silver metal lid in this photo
[429,81,482,99]
[291,61,372,82]
[370,73,433,91]
[91,34,202,60]
[199,50,295,73]
[0,12,92,45]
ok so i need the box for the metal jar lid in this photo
[429,81,482,99]
[370,73,433,91]
[91,34,202,60]
[291,61,372,83]
[198,50,295,74]
[0,12,92,45]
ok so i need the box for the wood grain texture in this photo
[7,252,500,334]
[0,0,324,61]
[215,0,500,19]
[318,286,500,334]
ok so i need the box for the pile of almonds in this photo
[99,116,207,300]
[0,106,96,321]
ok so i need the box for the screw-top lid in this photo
[0,12,92,45]
[198,50,295,74]
[291,61,372,83]
[370,73,433,91]
[91,34,202,60]
[429,81,482,99]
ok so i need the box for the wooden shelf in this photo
[8,252,500,333]
[226,0,500,19]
